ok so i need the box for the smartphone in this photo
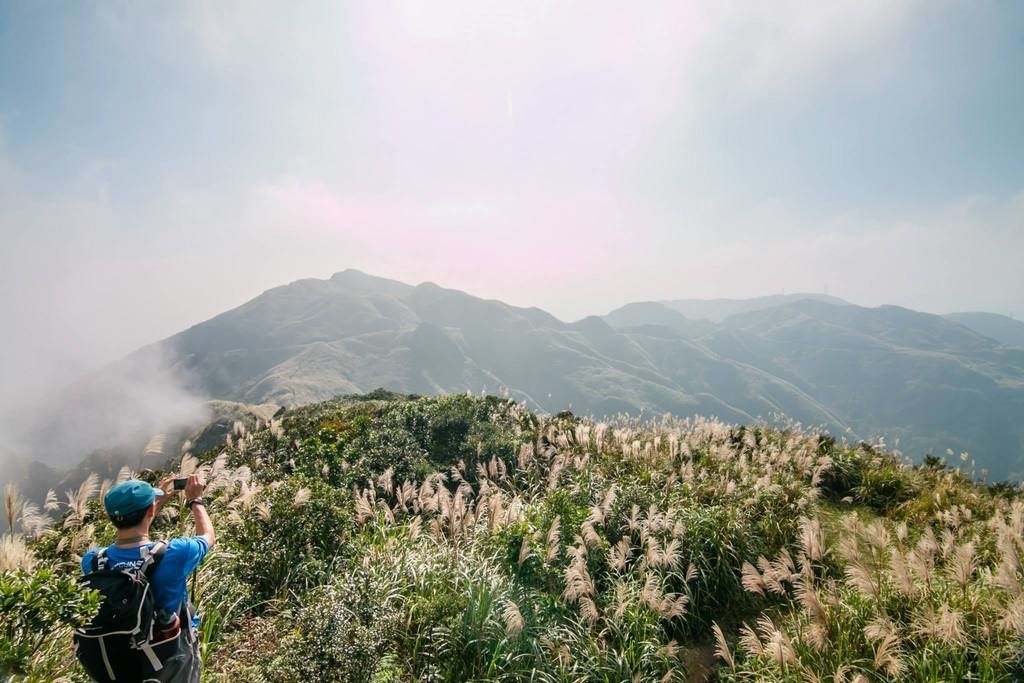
[173,477,188,491]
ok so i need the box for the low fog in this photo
[0,176,213,481]
[0,341,210,526]
[0,348,205,464]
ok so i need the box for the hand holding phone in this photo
[183,474,206,500]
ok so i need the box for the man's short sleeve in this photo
[80,548,97,574]
[170,536,209,575]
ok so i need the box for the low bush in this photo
[264,569,402,683]
[223,476,354,603]
[0,568,100,681]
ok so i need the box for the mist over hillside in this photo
[49,268,1021,481]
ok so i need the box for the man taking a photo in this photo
[77,474,214,682]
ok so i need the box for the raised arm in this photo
[184,474,216,548]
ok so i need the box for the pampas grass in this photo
[7,393,1024,682]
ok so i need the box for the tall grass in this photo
[4,393,1022,681]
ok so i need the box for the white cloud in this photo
[699,0,923,98]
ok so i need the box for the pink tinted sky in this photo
[0,0,1022,389]
[243,2,713,309]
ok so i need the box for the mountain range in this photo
[90,269,1022,479]
[943,311,1024,348]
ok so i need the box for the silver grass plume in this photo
[711,622,734,669]
[501,599,524,635]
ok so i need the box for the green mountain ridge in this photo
[944,311,1024,348]
[658,292,850,322]
[59,269,1024,479]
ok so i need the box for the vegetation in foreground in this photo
[2,391,1023,681]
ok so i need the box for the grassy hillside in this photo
[946,313,1024,348]
[658,294,850,323]
[3,392,1024,681]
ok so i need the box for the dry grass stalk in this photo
[889,549,917,596]
[0,534,35,571]
[501,599,524,635]
[63,473,100,530]
[579,595,599,626]
[292,487,311,507]
[143,433,166,457]
[4,483,22,534]
[711,622,735,669]
[581,521,602,549]
[377,467,395,496]
[517,534,532,567]
[800,517,825,562]
[948,541,976,591]
[871,633,905,677]
[739,622,764,657]
[742,561,766,596]
[563,544,595,603]
[545,516,561,562]
[608,537,632,573]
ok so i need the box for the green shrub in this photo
[820,445,919,513]
[225,476,354,602]
[0,568,100,681]
[264,569,401,683]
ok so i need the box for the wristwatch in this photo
[187,497,206,510]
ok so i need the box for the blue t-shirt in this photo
[82,537,209,623]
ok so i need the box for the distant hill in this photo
[602,299,1024,478]
[712,301,1024,473]
[659,293,849,322]
[602,302,717,337]
[63,270,1024,479]
[945,312,1024,348]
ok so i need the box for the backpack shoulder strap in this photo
[141,540,168,578]
[91,547,109,572]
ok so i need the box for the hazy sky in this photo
[2,1,1023,401]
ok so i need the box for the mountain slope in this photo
[711,301,1024,474]
[659,293,849,322]
[945,312,1024,348]
[95,270,1024,478]
[153,272,829,427]
[603,302,716,337]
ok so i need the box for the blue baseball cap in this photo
[104,479,165,517]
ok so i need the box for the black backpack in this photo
[74,540,169,682]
